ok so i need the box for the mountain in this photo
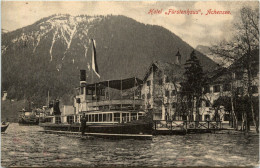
[2,14,218,105]
[2,29,9,34]
[196,45,223,66]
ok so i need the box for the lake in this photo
[1,123,259,167]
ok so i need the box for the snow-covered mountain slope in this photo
[2,14,218,104]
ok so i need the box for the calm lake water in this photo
[1,123,259,167]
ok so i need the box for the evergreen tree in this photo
[181,50,204,122]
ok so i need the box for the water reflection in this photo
[1,123,259,167]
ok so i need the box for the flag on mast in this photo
[91,39,100,78]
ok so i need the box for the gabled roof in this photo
[228,49,259,70]
[143,61,185,82]
[205,49,259,84]
[204,67,231,84]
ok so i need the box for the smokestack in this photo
[79,70,86,98]
[80,70,86,82]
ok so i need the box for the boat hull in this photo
[86,123,153,134]
[40,122,153,137]
[18,118,39,125]
[1,123,9,133]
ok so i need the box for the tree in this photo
[210,6,259,133]
[181,51,204,122]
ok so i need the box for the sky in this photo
[1,1,259,48]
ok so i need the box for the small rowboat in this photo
[1,122,9,133]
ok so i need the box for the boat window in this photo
[101,89,105,96]
[126,113,130,122]
[103,114,107,122]
[95,114,98,122]
[86,89,92,95]
[122,113,126,122]
[110,113,112,121]
[107,113,112,122]
[92,114,94,122]
[114,113,120,122]
[86,115,89,122]
[131,113,137,120]
[98,114,102,122]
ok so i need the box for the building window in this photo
[188,101,192,108]
[172,102,176,108]
[251,68,258,78]
[206,101,210,107]
[171,90,176,96]
[147,80,151,86]
[237,87,243,95]
[223,84,231,92]
[204,114,210,121]
[204,85,210,93]
[235,72,243,80]
[213,85,220,93]
[158,79,163,85]
[147,103,151,109]
[154,100,162,106]
[165,76,170,83]
[197,101,202,107]
[198,115,202,121]
[224,114,230,121]
[67,116,74,124]
[147,93,151,99]
[55,117,61,124]
[100,89,105,96]
[251,85,258,93]
[165,90,170,97]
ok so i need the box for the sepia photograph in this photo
[1,1,259,167]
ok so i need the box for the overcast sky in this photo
[1,1,258,48]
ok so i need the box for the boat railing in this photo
[86,99,144,107]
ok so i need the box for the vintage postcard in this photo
[1,1,259,167]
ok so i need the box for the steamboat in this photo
[40,70,153,139]
[18,109,39,125]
